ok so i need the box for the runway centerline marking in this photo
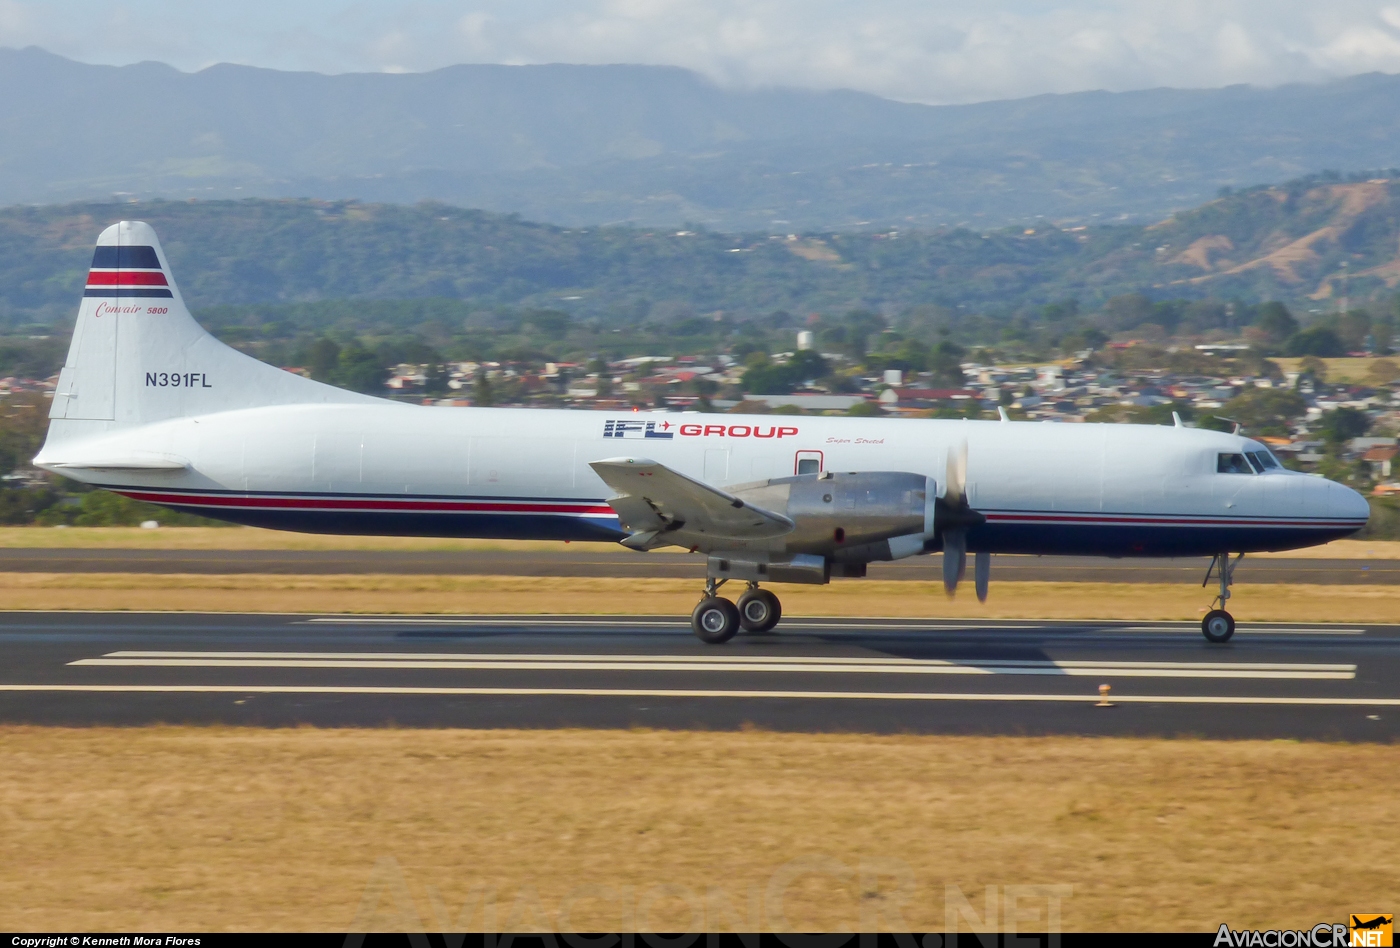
[3,683,1397,706]
[70,651,1358,680]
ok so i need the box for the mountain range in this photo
[2,178,1397,328]
[3,46,1400,231]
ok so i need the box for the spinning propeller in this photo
[936,439,990,600]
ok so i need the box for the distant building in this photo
[741,393,871,412]
[1362,445,1396,479]
[878,388,979,409]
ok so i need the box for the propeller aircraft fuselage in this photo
[34,222,1371,644]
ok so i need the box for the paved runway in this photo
[2,612,1397,740]
[2,548,1397,583]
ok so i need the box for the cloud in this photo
[2,0,1400,103]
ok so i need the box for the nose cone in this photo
[1326,479,1371,523]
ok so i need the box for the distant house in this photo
[1362,445,1397,479]
[877,388,978,408]
[742,393,872,412]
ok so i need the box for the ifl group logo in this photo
[1214,913,1391,947]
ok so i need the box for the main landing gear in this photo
[1201,552,1243,643]
[692,580,782,644]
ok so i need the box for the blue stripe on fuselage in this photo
[968,520,1361,556]
[144,500,1359,554]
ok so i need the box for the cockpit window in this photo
[1246,449,1281,472]
[1217,453,1253,474]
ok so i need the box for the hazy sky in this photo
[4,0,1400,103]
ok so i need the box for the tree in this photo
[839,309,885,359]
[1219,388,1308,436]
[788,349,829,382]
[1252,302,1298,347]
[1100,294,1154,331]
[0,401,49,478]
[1318,407,1369,444]
[307,336,341,381]
[927,340,968,388]
[741,350,828,394]
[1298,355,1328,383]
[473,374,494,406]
[1285,326,1345,357]
[1374,311,1396,355]
[523,309,571,336]
[423,362,450,397]
[1336,310,1372,352]
[1058,327,1109,353]
[333,343,387,394]
[846,401,882,417]
[1368,358,1399,385]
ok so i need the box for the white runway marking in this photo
[3,683,1398,706]
[71,650,1358,680]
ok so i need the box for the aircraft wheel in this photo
[737,588,782,633]
[1201,609,1235,643]
[692,597,740,644]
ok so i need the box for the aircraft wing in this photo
[589,456,794,550]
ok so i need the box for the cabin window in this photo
[1217,453,1253,474]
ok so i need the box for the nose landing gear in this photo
[1201,552,1242,643]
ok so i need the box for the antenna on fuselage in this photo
[997,407,1010,422]
[1172,411,1184,428]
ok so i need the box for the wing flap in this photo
[590,456,793,547]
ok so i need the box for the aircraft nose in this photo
[1326,479,1371,522]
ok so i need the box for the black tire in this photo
[692,597,740,644]
[737,589,782,633]
[1202,609,1235,643]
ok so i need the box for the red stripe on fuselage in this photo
[86,270,169,286]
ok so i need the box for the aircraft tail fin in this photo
[45,220,373,441]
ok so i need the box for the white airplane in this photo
[34,222,1371,644]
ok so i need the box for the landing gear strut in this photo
[691,579,783,643]
[737,583,782,633]
[1201,552,1242,643]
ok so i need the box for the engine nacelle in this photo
[730,471,934,558]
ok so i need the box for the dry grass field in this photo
[1272,356,1395,384]
[0,572,1398,621]
[1,727,1394,932]
[1,527,1396,559]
